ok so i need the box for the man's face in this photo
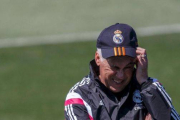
[97,55,135,93]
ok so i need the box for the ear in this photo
[95,51,101,66]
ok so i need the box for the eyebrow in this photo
[126,62,135,66]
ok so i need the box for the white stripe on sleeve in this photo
[152,79,180,120]
[70,104,77,120]
[65,92,93,119]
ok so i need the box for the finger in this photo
[136,53,147,58]
[136,55,148,62]
[145,113,152,120]
[136,54,147,58]
[136,49,147,55]
[136,48,148,62]
[136,55,148,66]
[136,55,143,65]
[136,47,145,50]
[141,58,148,66]
[136,47,146,51]
[141,54,147,58]
[136,49,147,59]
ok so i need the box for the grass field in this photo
[0,0,180,119]
[0,0,180,39]
[0,33,180,120]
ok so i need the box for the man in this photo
[64,23,180,120]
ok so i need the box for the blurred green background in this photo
[0,0,180,120]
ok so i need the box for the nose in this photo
[116,70,125,79]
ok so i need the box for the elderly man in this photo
[64,23,180,120]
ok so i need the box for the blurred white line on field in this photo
[0,24,180,48]
[137,24,180,36]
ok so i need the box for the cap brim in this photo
[101,47,136,58]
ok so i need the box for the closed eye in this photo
[111,65,119,70]
[124,65,134,70]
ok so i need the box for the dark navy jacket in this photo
[64,60,180,120]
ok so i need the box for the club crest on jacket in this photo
[133,90,143,104]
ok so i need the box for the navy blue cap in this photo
[97,23,138,58]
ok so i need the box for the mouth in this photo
[112,78,123,84]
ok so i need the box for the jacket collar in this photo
[89,59,99,80]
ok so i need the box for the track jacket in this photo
[64,60,180,120]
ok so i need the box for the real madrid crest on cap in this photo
[113,30,124,44]
[133,90,143,104]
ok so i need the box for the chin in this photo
[110,87,123,93]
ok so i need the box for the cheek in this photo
[105,69,115,75]
[101,69,115,82]
[105,69,116,78]
[125,70,134,79]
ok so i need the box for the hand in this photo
[145,113,152,120]
[136,47,148,84]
